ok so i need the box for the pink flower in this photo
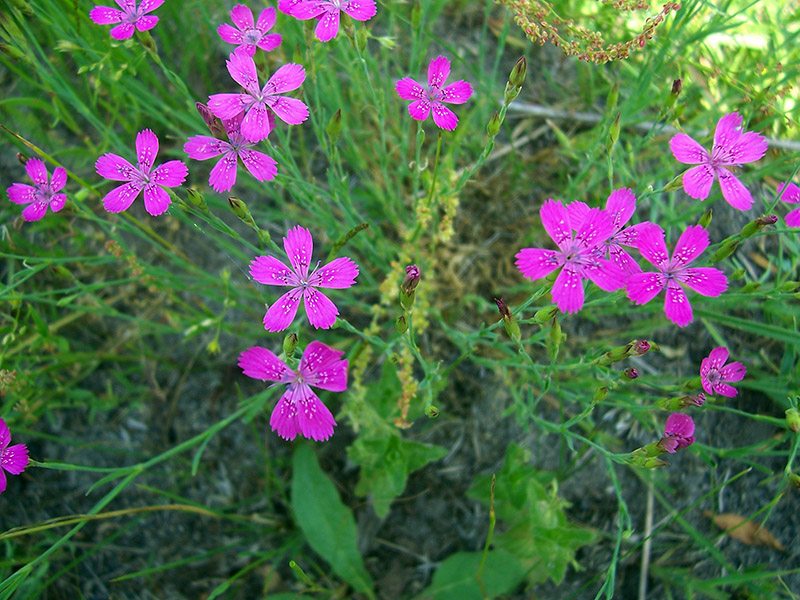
[289,0,377,42]
[7,158,67,222]
[89,0,163,40]
[777,182,800,228]
[395,56,473,131]
[670,112,767,210]
[659,413,695,454]
[515,199,627,313]
[567,188,649,276]
[96,129,188,216]
[208,53,309,143]
[626,224,727,328]
[700,347,745,397]
[250,226,359,331]
[238,341,347,441]
[0,418,29,494]
[184,111,277,192]
[217,4,282,57]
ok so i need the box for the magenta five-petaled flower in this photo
[0,418,29,494]
[7,158,67,222]
[250,226,359,331]
[239,341,347,441]
[288,0,377,42]
[396,56,473,131]
[218,4,282,57]
[777,182,800,228]
[626,224,727,328]
[208,53,309,144]
[659,413,695,454]
[700,347,745,397]
[515,199,627,313]
[184,111,277,192]
[566,188,649,276]
[670,112,767,211]
[95,129,188,216]
[89,0,163,40]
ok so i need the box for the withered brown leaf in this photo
[703,511,786,552]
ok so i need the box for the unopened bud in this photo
[731,268,746,280]
[665,77,681,109]
[548,319,563,360]
[401,265,420,295]
[326,108,342,146]
[16,152,28,166]
[195,102,226,139]
[425,405,439,418]
[639,456,669,469]
[533,306,559,324]
[487,110,502,137]
[509,56,527,89]
[628,340,651,356]
[593,386,609,403]
[740,214,778,239]
[411,2,422,29]
[790,472,800,490]
[622,368,638,380]
[681,375,703,392]
[710,237,740,263]
[780,281,800,292]
[494,298,521,344]
[657,393,705,411]
[607,112,621,153]
[664,172,684,193]
[786,408,800,433]
[395,315,408,334]
[228,196,256,228]
[283,333,298,358]
[596,341,636,366]
[697,208,712,228]
[741,281,761,293]
[186,187,208,212]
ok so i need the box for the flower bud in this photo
[395,315,408,334]
[547,318,563,360]
[195,102,226,139]
[186,187,208,212]
[740,214,778,239]
[780,281,800,292]
[283,333,298,358]
[710,237,740,263]
[790,472,800,490]
[228,196,256,228]
[16,152,29,166]
[487,110,502,137]
[494,298,521,344]
[697,208,712,228]
[425,405,439,418]
[665,77,681,110]
[657,393,705,411]
[681,375,703,392]
[593,386,609,403]
[628,340,651,357]
[664,172,684,193]
[509,56,527,89]
[326,108,342,146]
[595,341,635,366]
[533,305,559,324]
[400,265,420,311]
[411,2,422,29]
[622,368,638,380]
[731,268,746,280]
[606,112,621,153]
[741,281,761,293]
[786,408,800,433]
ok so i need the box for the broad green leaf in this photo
[417,550,526,600]
[291,444,374,598]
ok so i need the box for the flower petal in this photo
[257,33,282,52]
[580,257,626,292]
[634,223,669,270]
[250,255,298,286]
[713,383,739,397]
[0,468,6,494]
[669,224,708,270]
[664,280,692,327]
[717,167,754,210]
[265,96,309,126]
[135,15,158,32]
[627,272,665,305]
[50,193,66,212]
[315,8,340,42]
[539,198,573,251]
[1,443,28,475]
[226,52,260,95]
[263,287,303,332]
[293,384,337,442]
[0,419,9,451]
[135,129,159,173]
[566,201,591,231]
[669,132,709,165]
[283,225,313,278]
[720,361,746,383]
[239,148,277,182]
[208,93,251,120]
[217,23,243,44]
[342,0,377,21]
[551,266,584,314]
[665,413,695,438]
[395,77,425,101]
[102,183,141,213]
[431,102,458,130]
[207,152,238,192]
[270,389,301,441]
[95,153,139,181]
[110,22,135,40]
[291,1,326,19]
[238,345,293,382]
[777,182,800,205]
[150,161,188,187]
[7,183,37,205]
[676,267,727,297]
[608,244,642,276]
[256,7,277,32]
[50,167,67,192]
[428,56,450,88]
[440,80,472,104]
[682,164,715,200]
[142,183,171,216]
[184,136,230,160]
[22,201,48,221]
[138,0,164,13]
[278,0,304,16]
[308,256,359,289]
[230,4,254,30]
[726,131,767,164]
[604,187,636,231]
[303,288,339,329]
[24,158,48,185]
[263,63,306,95]
[704,346,729,371]
[712,112,744,158]
[407,99,430,122]
[89,6,125,24]
[785,207,800,228]
[575,208,615,250]
[298,340,347,391]
[515,248,561,281]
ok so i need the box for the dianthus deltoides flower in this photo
[700,347,746,397]
[626,224,727,328]
[239,341,347,441]
[208,53,309,143]
[0,417,29,494]
[396,56,473,131]
[89,0,163,40]
[777,182,800,228]
[670,112,767,210]
[184,110,277,192]
[96,129,188,216]
[7,158,67,222]
[250,226,359,331]
[288,0,377,42]
[658,413,695,454]
[217,4,281,56]
[515,199,627,313]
